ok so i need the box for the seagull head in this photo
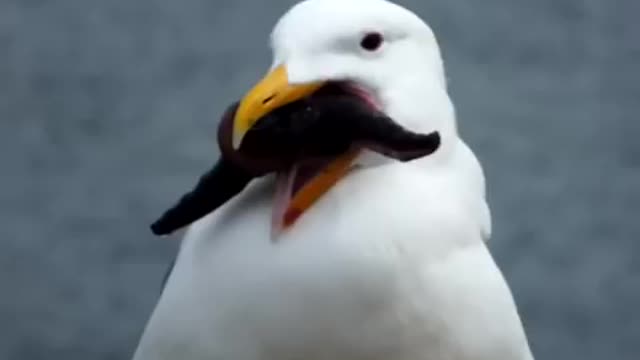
[234,0,451,147]
[232,0,455,233]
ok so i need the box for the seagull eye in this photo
[360,32,383,51]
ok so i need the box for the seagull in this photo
[132,0,535,359]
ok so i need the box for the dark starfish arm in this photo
[251,95,441,162]
[353,114,441,161]
[150,158,253,235]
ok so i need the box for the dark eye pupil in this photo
[360,32,383,51]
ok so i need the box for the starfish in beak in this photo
[150,75,440,237]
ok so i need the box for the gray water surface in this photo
[1,0,638,359]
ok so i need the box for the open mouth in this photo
[272,81,373,231]
[253,79,440,236]
[268,80,442,235]
[229,64,441,237]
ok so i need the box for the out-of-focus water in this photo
[1,0,638,359]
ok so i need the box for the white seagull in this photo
[133,0,535,359]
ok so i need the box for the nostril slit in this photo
[262,94,276,104]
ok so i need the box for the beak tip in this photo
[231,133,243,150]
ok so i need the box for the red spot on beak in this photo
[283,207,303,227]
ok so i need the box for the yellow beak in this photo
[232,65,324,149]
[233,64,359,230]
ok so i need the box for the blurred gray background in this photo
[1,0,638,359]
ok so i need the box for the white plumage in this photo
[133,0,534,359]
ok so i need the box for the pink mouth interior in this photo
[291,163,322,195]
[271,160,333,238]
[342,83,381,111]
